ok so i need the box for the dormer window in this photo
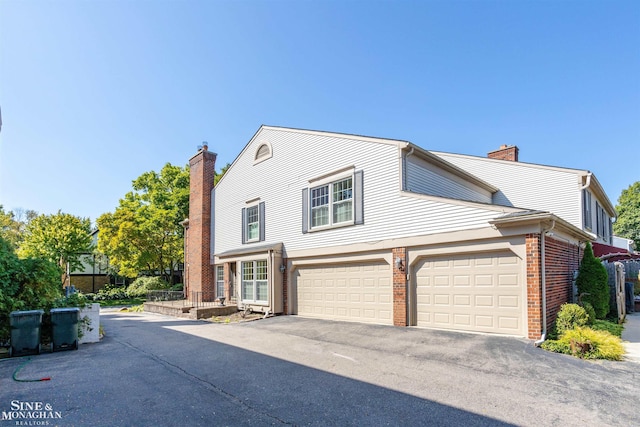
[254,142,272,164]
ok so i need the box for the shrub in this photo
[581,302,596,325]
[92,285,128,301]
[171,283,184,292]
[555,303,588,337]
[542,327,624,360]
[592,319,623,337]
[576,243,609,319]
[0,236,63,343]
[126,276,170,298]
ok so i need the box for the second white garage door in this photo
[414,251,525,336]
[294,262,393,325]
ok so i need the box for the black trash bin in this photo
[50,307,80,352]
[9,310,44,357]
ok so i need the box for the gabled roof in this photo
[432,150,616,217]
[489,210,594,241]
[216,125,497,195]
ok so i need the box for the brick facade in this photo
[527,233,584,339]
[282,258,288,314]
[69,275,110,294]
[185,146,217,299]
[526,234,543,339]
[544,237,582,329]
[392,247,407,326]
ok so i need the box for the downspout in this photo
[535,219,556,346]
[580,172,592,190]
[268,249,275,317]
[402,146,415,191]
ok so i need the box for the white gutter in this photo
[580,172,592,190]
[535,220,556,346]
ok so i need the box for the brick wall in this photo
[544,237,582,329]
[527,233,584,339]
[185,147,217,299]
[392,247,407,326]
[282,258,288,314]
[70,275,110,294]
[526,234,542,339]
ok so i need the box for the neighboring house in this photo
[183,126,614,340]
[69,229,110,293]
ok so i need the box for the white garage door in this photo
[295,262,393,325]
[414,251,524,336]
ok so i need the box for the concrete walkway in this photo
[622,312,640,363]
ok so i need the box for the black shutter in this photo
[259,202,265,242]
[302,188,309,234]
[241,208,247,244]
[354,170,364,225]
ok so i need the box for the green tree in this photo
[214,163,231,185]
[97,163,190,282]
[18,211,93,285]
[576,242,609,319]
[613,181,640,249]
[0,235,62,341]
[0,205,37,249]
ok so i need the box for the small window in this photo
[246,205,259,241]
[254,142,272,164]
[242,202,265,244]
[582,190,592,230]
[216,266,224,299]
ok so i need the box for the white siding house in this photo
[184,126,610,340]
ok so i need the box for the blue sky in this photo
[1,0,638,224]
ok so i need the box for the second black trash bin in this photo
[50,307,80,352]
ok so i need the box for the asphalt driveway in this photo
[1,311,639,426]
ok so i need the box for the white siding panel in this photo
[434,154,582,228]
[215,129,507,254]
[405,156,492,204]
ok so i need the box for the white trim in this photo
[308,165,355,185]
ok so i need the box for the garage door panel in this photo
[498,274,519,286]
[296,261,392,325]
[415,251,524,336]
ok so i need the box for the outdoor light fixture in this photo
[279,264,286,273]
[395,257,404,271]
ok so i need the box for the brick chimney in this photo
[184,144,217,298]
[488,145,519,162]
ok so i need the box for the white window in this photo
[303,169,363,234]
[310,177,353,229]
[216,266,224,299]
[582,190,592,230]
[246,205,259,241]
[242,202,265,244]
[241,260,268,303]
[595,202,610,243]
